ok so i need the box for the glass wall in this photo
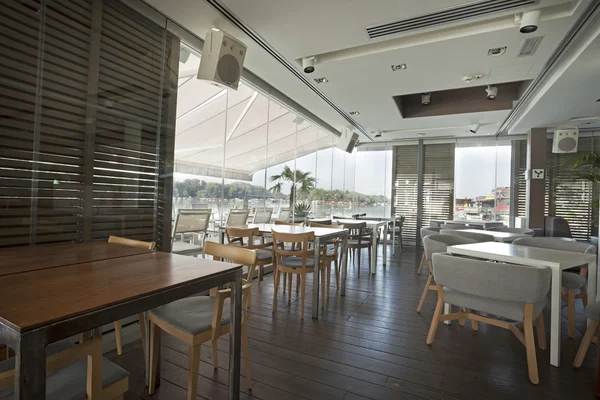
[355,149,393,218]
[454,140,512,223]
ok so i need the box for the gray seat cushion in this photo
[0,338,75,374]
[172,241,203,254]
[347,240,370,247]
[443,287,546,322]
[561,271,586,289]
[0,358,128,400]
[585,301,600,321]
[256,249,273,261]
[279,256,315,268]
[150,296,229,336]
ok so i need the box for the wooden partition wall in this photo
[0,0,178,251]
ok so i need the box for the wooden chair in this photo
[272,230,326,319]
[417,234,476,313]
[512,237,595,338]
[340,221,372,277]
[172,210,211,257]
[427,253,550,384]
[574,301,600,367]
[226,226,272,285]
[148,242,256,399]
[309,221,343,296]
[108,236,155,357]
[0,336,129,400]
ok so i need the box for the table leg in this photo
[392,219,396,256]
[371,226,377,275]
[443,303,452,326]
[312,237,321,319]
[15,330,47,400]
[550,268,562,367]
[383,223,388,266]
[341,235,348,296]
[229,269,242,399]
[590,261,598,304]
[145,310,160,387]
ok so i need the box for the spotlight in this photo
[374,132,382,138]
[519,10,540,33]
[485,85,498,100]
[469,124,480,134]
[421,92,431,105]
[302,57,316,73]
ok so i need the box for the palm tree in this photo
[268,165,316,207]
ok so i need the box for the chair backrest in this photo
[225,227,261,248]
[191,203,208,210]
[277,209,291,222]
[432,253,551,304]
[173,210,211,236]
[108,235,155,250]
[544,216,573,238]
[274,220,303,226]
[486,227,534,235]
[423,234,476,260]
[439,224,463,230]
[272,231,315,270]
[309,221,343,229]
[440,229,494,243]
[226,210,250,226]
[512,237,596,254]
[341,221,371,244]
[253,209,273,224]
[420,227,441,239]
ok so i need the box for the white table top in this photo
[447,242,596,269]
[440,220,504,227]
[235,223,347,238]
[336,219,387,228]
[456,229,531,242]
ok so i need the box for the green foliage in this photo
[569,153,600,183]
[294,201,312,217]
[268,166,316,206]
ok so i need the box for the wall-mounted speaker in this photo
[336,127,359,154]
[552,127,578,154]
[197,28,246,90]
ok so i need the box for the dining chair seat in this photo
[150,296,230,336]
[279,256,315,268]
[256,249,273,261]
[443,287,547,322]
[0,357,128,400]
[347,239,370,247]
[172,241,203,253]
[585,301,600,320]
[562,271,586,289]
[0,338,74,373]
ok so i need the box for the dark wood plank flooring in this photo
[106,246,597,399]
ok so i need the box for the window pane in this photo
[355,150,393,218]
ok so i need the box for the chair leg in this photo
[334,257,339,289]
[138,313,147,359]
[242,323,252,390]
[211,339,219,369]
[426,287,444,345]
[357,248,361,277]
[287,272,292,302]
[368,246,372,274]
[283,272,287,293]
[321,268,326,308]
[272,268,280,313]
[574,320,599,368]
[470,310,479,331]
[523,305,539,385]
[535,314,546,350]
[327,264,331,298]
[257,266,262,286]
[300,273,307,320]
[567,289,576,339]
[459,307,466,327]
[417,254,425,274]
[114,320,123,356]
[296,273,300,293]
[188,344,201,400]
[148,321,161,394]
[416,274,433,313]
[580,285,588,307]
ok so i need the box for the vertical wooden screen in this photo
[0,0,178,250]
[421,143,455,228]
[393,145,419,246]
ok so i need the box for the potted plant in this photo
[569,153,600,236]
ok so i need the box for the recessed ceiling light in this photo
[417,132,425,137]
[314,77,329,84]
[488,47,507,56]
[391,64,407,71]
[349,111,360,115]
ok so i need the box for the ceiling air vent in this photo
[365,0,537,40]
[517,36,544,57]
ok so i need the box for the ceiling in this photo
[146,0,596,143]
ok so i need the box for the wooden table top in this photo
[0,251,242,332]
[0,242,153,276]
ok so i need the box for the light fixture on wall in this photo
[314,77,329,84]
[391,63,407,71]
[302,57,316,73]
[518,10,541,33]
[421,92,431,105]
[485,85,498,100]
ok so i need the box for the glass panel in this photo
[331,144,347,218]
[355,149,393,218]
[294,122,318,220]
[313,132,334,218]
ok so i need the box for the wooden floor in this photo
[107,246,597,400]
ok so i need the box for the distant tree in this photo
[268,166,316,207]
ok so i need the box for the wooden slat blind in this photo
[393,145,419,245]
[0,0,177,250]
[422,143,454,228]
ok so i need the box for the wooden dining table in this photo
[0,242,244,400]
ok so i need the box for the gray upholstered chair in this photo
[428,253,550,384]
[544,216,573,238]
[417,227,441,274]
[172,209,211,257]
[417,235,476,313]
[512,237,596,338]
[440,229,494,243]
[486,226,534,235]
[226,209,250,226]
[439,223,463,230]
[574,301,600,367]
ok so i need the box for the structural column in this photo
[525,128,547,230]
